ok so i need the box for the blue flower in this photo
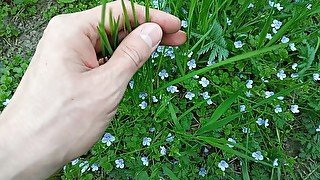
[290,105,299,113]
[242,127,249,133]
[139,92,148,100]
[256,118,269,128]
[199,167,207,177]
[266,33,272,40]
[240,105,246,112]
[160,146,167,156]
[142,137,152,146]
[245,91,253,98]
[2,98,10,106]
[152,96,158,103]
[157,46,165,53]
[207,99,213,105]
[313,73,320,81]
[159,69,169,80]
[281,36,290,43]
[275,3,283,11]
[274,105,282,113]
[273,159,279,167]
[167,85,179,93]
[316,125,320,132]
[271,19,282,30]
[164,46,175,59]
[199,77,210,87]
[102,133,115,146]
[129,80,134,89]
[248,3,254,8]
[277,70,286,80]
[149,127,156,133]
[91,163,99,172]
[227,138,236,148]
[151,51,159,58]
[234,41,243,48]
[141,156,149,166]
[181,20,188,28]
[289,43,297,51]
[79,161,90,173]
[139,101,148,110]
[115,159,125,169]
[187,59,196,70]
[265,91,275,98]
[166,133,175,142]
[226,18,232,26]
[185,91,195,100]
[201,92,210,100]
[218,160,229,171]
[291,73,299,78]
[71,158,79,166]
[246,80,253,89]
[252,151,264,161]
[307,4,312,10]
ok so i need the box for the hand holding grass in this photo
[0,1,186,179]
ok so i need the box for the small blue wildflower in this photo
[248,3,254,8]
[316,125,320,132]
[102,133,115,146]
[227,18,232,26]
[157,46,165,53]
[275,105,282,113]
[273,159,279,167]
[256,118,269,128]
[129,80,134,89]
[245,91,253,98]
[160,146,167,156]
[234,40,243,48]
[91,163,99,172]
[181,20,188,28]
[187,59,196,70]
[281,36,290,43]
[79,161,90,173]
[149,127,156,133]
[159,69,169,80]
[271,19,282,30]
[166,133,174,142]
[218,160,229,171]
[152,96,158,103]
[289,43,297,51]
[292,63,298,70]
[185,91,195,100]
[201,92,210,100]
[199,77,210,87]
[71,158,79,166]
[2,99,10,106]
[227,138,236,148]
[141,156,149,166]
[269,1,275,7]
[246,80,253,89]
[307,4,312,10]
[207,99,213,105]
[207,59,216,66]
[242,127,249,133]
[199,167,207,177]
[167,85,179,93]
[291,73,299,78]
[261,77,269,83]
[151,51,159,58]
[252,151,264,161]
[139,92,148,100]
[142,137,152,146]
[275,3,283,11]
[115,159,125,169]
[277,69,286,80]
[313,73,320,81]
[139,101,148,110]
[290,105,299,114]
[277,96,284,100]
[266,33,272,39]
[240,105,246,112]
[164,46,175,59]
[265,91,274,98]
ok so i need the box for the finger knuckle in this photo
[120,44,142,68]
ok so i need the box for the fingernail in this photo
[140,23,163,48]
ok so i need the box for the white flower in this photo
[265,91,275,98]
[199,77,210,87]
[242,127,249,133]
[164,46,175,59]
[152,0,159,8]
[271,19,282,30]
[181,20,188,28]
[102,133,115,146]
[207,99,213,105]
[2,99,10,106]
[240,105,246,112]
[252,151,264,161]
[185,91,195,100]
[246,80,253,89]
[142,137,152,146]
[266,33,272,40]
[218,160,229,171]
[187,51,193,58]
[256,118,269,128]
[274,105,282,113]
[139,101,148,110]
[234,41,244,48]
[139,92,148,100]
[277,69,287,80]
[167,85,179,93]
[166,133,175,142]
[160,146,167,156]
[129,80,134,89]
[149,127,156,133]
[152,51,159,59]
[152,96,158,103]
[187,59,196,70]
[248,3,254,8]
[261,77,269,83]
[91,163,99,172]
[275,3,283,11]
[313,73,320,81]
[79,161,90,173]
[194,75,200,79]
[141,156,149,166]
[159,69,169,80]
[115,159,125,169]
[227,138,236,148]
[277,96,284,100]
[71,158,79,166]
[272,28,278,34]
[316,125,320,132]
[289,43,297,51]
[201,92,210,100]
[281,36,290,43]
[227,18,232,26]
[264,119,270,128]
[273,159,279,167]
[199,167,207,177]
[307,4,312,10]
[292,63,298,70]
[157,46,165,53]
[290,105,300,114]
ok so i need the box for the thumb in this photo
[101,23,163,83]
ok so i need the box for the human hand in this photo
[0,1,186,179]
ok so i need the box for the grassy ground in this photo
[1,0,320,179]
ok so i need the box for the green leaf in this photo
[121,0,132,33]
[162,165,179,180]
[136,171,149,180]
[168,103,183,131]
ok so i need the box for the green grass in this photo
[1,0,320,179]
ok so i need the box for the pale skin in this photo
[0,1,186,179]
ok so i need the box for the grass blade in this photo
[98,0,113,56]
[130,0,139,27]
[162,165,179,180]
[209,93,238,123]
[145,0,151,22]
[168,103,183,131]
[177,101,206,121]
[158,44,286,92]
[121,0,132,33]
